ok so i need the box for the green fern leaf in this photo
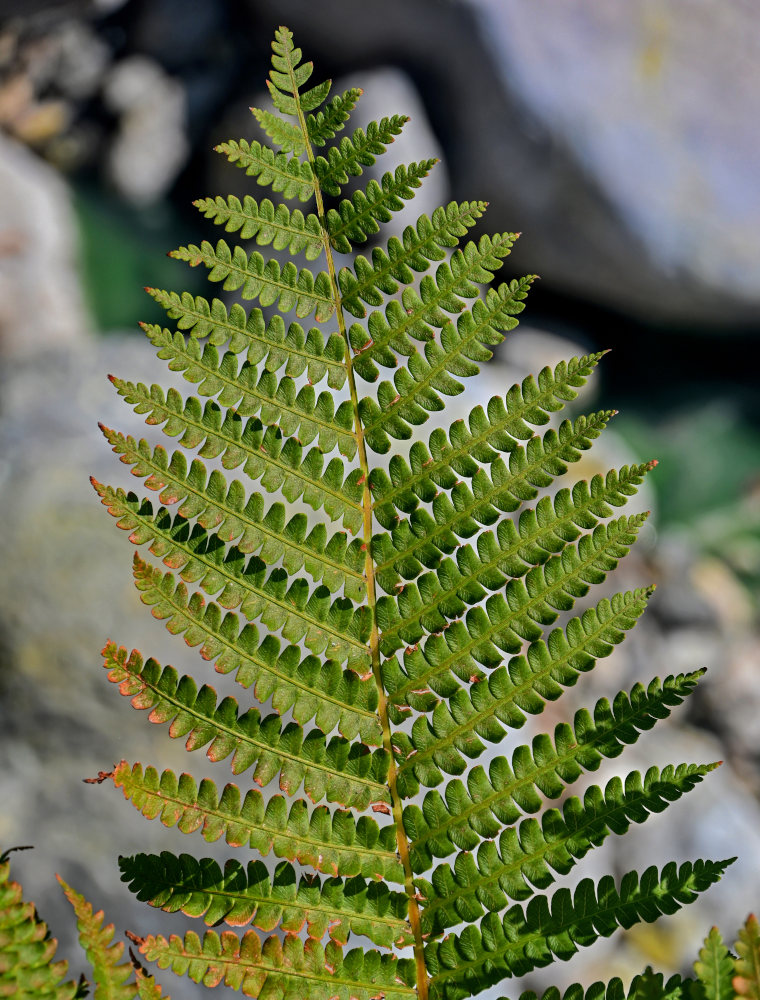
[170,240,334,321]
[193,196,324,259]
[93,470,365,600]
[147,287,348,387]
[403,671,706,861]
[360,275,535,451]
[416,762,717,935]
[94,26,730,1000]
[101,398,364,534]
[0,853,82,1000]
[137,324,357,457]
[425,860,733,1000]
[119,853,411,947]
[734,914,760,1000]
[122,552,377,738]
[250,106,306,155]
[102,643,389,809]
[314,116,410,196]
[385,586,653,719]
[133,929,416,1000]
[369,353,606,527]
[326,161,440,252]
[111,762,403,882]
[214,138,314,201]
[58,878,135,1000]
[306,87,362,146]
[693,926,734,1000]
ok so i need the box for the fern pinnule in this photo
[91,23,730,1000]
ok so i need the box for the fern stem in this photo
[285,50,430,1000]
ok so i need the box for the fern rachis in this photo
[86,25,732,999]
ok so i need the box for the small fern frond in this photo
[103,643,390,809]
[416,763,717,935]
[369,353,605,527]
[0,853,82,1000]
[119,853,411,947]
[425,860,733,1000]
[193,196,324,259]
[101,405,364,534]
[124,554,378,738]
[170,240,334,321]
[306,87,362,147]
[326,161,439,253]
[140,326,357,456]
[403,671,705,862]
[100,493,370,665]
[250,107,306,155]
[385,587,653,720]
[314,116,410,196]
[111,762,403,882]
[375,456,649,596]
[214,138,314,201]
[519,973,688,1000]
[379,512,648,661]
[146,288,348,388]
[93,467,365,599]
[133,929,416,1000]
[694,926,735,1000]
[58,878,135,1000]
[360,276,535,452]
[734,915,760,1000]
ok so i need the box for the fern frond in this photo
[345,230,517,333]
[103,643,390,809]
[95,26,728,1000]
[375,461,652,641]
[425,859,733,1000]
[307,88,362,147]
[416,762,717,935]
[519,973,689,1000]
[93,463,365,600]
[375,411,613,594]
[170,240,334,321]
[250,107,306,155]
[146,289,348,388]
[385,586,652,720]
[138,325,357,457]
[101,403,364,534]
[101,490,370,665]
[119,853,411,948]
[0,854,81,1000]
[58,878,135,1000]
[214,138,314,201]
[111,762,403,883]
[124,554,378,740]
[134,929,416,1000]
[403,671,704,862]
[314,116,410,196]
[375,453,646,598]
[193,196,323,259]
[266,25,330,118]
[370,353,605,527]
[360,276,535,451]
[380,512,648,661]
[694,926,734,1000]
[326,161,439,253]
[734,915,760,1000]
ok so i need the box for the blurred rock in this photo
[102,54,189,205]
[0,132,91,358]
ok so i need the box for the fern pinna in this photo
[92,26,731,998]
